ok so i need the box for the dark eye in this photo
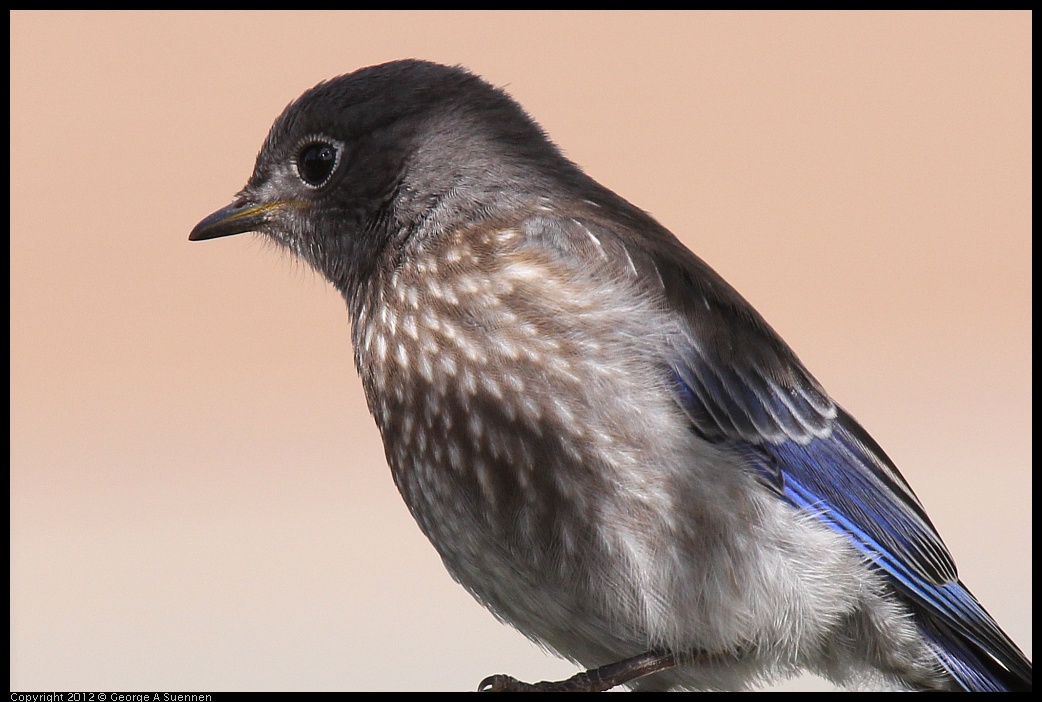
[297,141,340,187]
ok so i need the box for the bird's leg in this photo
[478,649,678,692]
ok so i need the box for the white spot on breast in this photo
[429,280,459,305]
[550,398,577,426]
[457,275,482,295]
[416,259,438,275]
[547,357,580,385]
[402,314,418,339]
[447,440,463,470]
[376,398,391,425]
[503,261,545,281]
[421,335,440,357]
[474,458,497,505]
[422,311,441,332]
[438,320,457,341]
[521,347,543,364]
[457,335,487,365]
[503,373,525,393]
[481,374,504,400]
[520,397,542,423]
[494,338,519,360]
[420,397,437,430]
[439,353,457,377]
[500,400,518,422]
[459,367,478,396]
[467,413,483,440]
[416,351,434,382]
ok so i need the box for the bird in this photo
[189,59,1031,691]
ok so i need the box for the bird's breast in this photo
[345,224,785,652]
[353,226,682,538]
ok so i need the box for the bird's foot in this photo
[478,649,677,692]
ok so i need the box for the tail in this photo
[912,598,1032,691]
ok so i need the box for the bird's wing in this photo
[528,211,1029,688]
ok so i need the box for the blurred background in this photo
[11,11,1030,691]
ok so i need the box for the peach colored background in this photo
[11,11,1030,692]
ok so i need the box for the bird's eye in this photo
[296,141,340,187]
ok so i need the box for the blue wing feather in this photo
[672,364,1031,690]
[531,213,1029,689]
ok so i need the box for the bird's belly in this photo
[370,371,872,670]
[351,253,872,669]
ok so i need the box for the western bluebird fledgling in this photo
[190,60,1031,691]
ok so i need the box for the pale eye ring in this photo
[295,139,342,188]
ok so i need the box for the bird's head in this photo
[189,59,574,298]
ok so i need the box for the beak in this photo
[189,199,285,241]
